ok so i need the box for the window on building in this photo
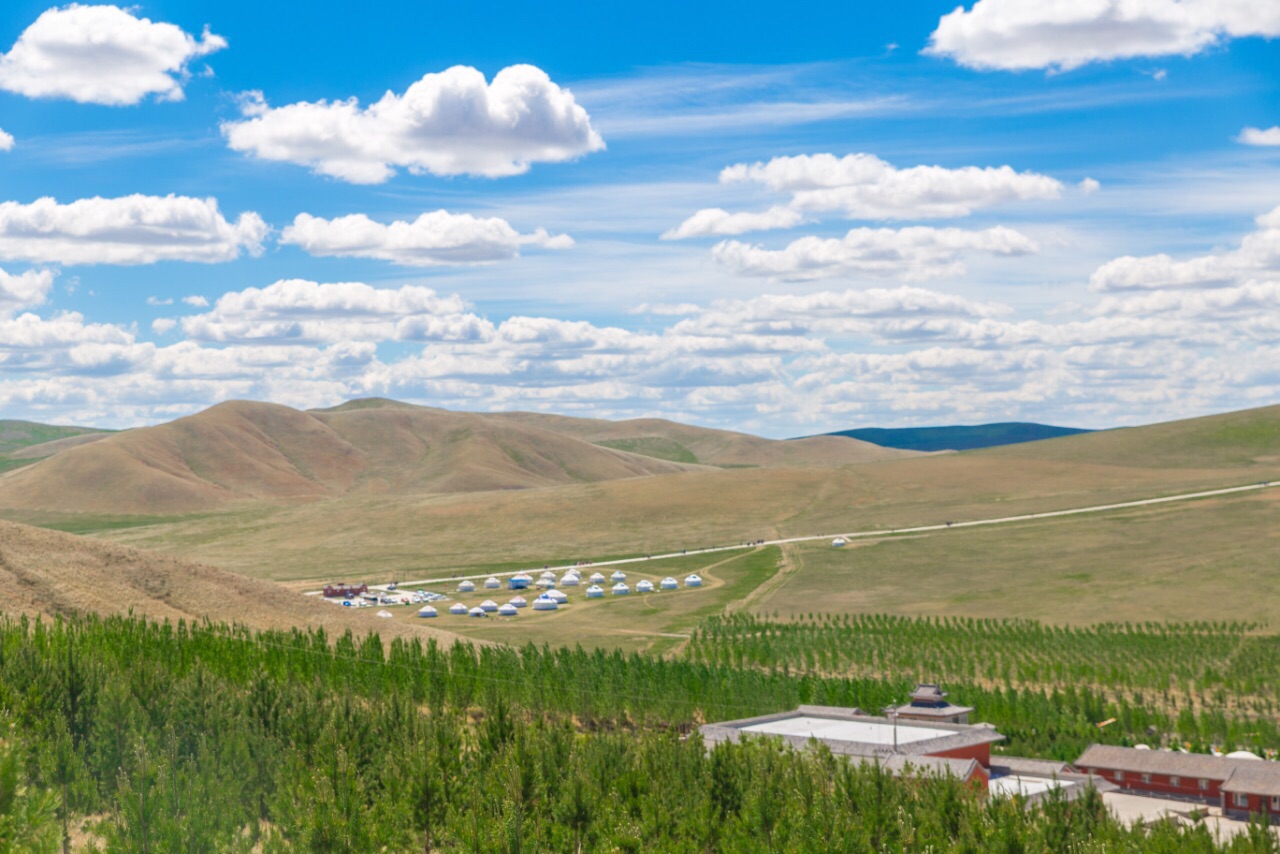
[1234,793,1249,809]
[1200,779,1209,790]
[1115,770,1123,781]
[1170,776,1180,787]
[1141,773,1152,784]
[1271,796,1279,812]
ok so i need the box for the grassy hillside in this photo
[823,422,1091,451]
[0,419,110,454]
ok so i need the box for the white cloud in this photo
[280,211,573,266]
[0,128,12,151]
[0,4,225,105]
[222,65,604,183]
[1090,204,1280,291]
[926,0,1280,72]
[151,318,176,334]
[0,195,267,265]
[1079,177,1101,194]
[146,296,173,306]
[182,295,209,307]
[0,267,55,314]
[181,279,493,345]
[720,153,1063,219]
[662,206,805,240]
[1239,127,1280,147]
[712,225,1038,281]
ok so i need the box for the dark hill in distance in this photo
[819,422,1093,452]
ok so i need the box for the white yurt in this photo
[560,574,581,587]
[610,570,627,582]
[509,574,532,590]
[535,577,556,589]
[449,602,468,615]
[417,605,438,618]
[484,576,501,589]
[589,572,606,584]
[636,579,654,593]
[458,580,476,592]
[540,570,557,580]
[831,537,848,548]
[532,595,558,611]
[585,585,605,598]
[612,582,631,596]
[508,596,528,608]
[685,574,703,587]
[376,610,394,618]
[660,577,678,590]
[498,603,519,617]
[479,600,499,612]
[468,606,486,618]
[547,588,569,603]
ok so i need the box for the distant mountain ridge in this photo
[817,422,1094,452]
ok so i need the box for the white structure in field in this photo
[589,572,606,584]
[479,600,498,612]
[417,605,438,618]
[660,577,678,590]
[685,574,703,587]
[508,596,527,608]
[636,580,654,593]
[509,574,532,590]
[484,577,501,589]
[585,585,604,598]
[468,606,486,618]
[449,603,468,615]
[498,603,518,616]
[560,574,580,586]
[458,580,475,592]
[612,582,631,596]
[832,537,847,548]
[610,570,627,582]
[532,595,558,611]
[547,589,569,604]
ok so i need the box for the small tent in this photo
[685,574,703,587]
[458,580,476,592]
[612,582,631,596]
[585,585,605,599]
[560,574,581,586]
[468,606,486,618]
[636,579,654,593]
[449,603,468,615]
[498,603,518,617]
[660,577,678,590]
[831,537,847,548]
[589,572,606,584]
[484,577,501,589]
[479,600,499,612]
[547,588,569,603]
[417,605,438,618]
[532,595,558,611]
[610,570,627,582]
[509,574,532,590]
[508,596,528,608]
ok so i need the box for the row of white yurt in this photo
[612,582,630,595]
[589,572,606,584]
[636,579,654,593]
[484,576,502,588]
[532,594,558,611]
[660,577,678,590]
[586,585,604,598]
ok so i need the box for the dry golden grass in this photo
[0,518,465,644]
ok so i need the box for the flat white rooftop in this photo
[741,715,953,746]
[989,775,1077,799]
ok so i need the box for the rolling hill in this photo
[819,422,1092,452]
[0,517,462,642]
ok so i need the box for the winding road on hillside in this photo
[305,480,1277,595]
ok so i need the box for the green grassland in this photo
[0,419,109,454]
[593,436,698,463]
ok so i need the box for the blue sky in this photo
[0,0,1278,435]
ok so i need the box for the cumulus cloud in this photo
[0,4,225,105]
[1090,204,1280,291]
[662,206,805,240]
[712,225,1038,281]
[151,318,176,334]
[280,211,573,266]
[1239,127,1280,146]
[0,195,267,265]
[181,279,493,345]
[1079,177,1101,194]
[182,295,209,307]
[222,65,604,183]
[926,0,1280,72]
[0,267,55,314]
[0,129,12,151]
[720,153,1063,219]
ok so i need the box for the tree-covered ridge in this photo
[1,614,1279,851]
